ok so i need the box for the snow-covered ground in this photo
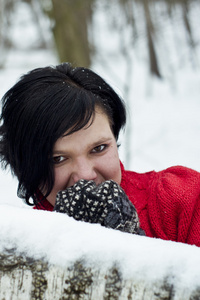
[92,0,200,173]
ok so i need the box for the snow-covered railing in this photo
[0,205,200,300]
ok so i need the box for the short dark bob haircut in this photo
[0,63,126,205]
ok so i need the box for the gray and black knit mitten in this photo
[53,179,145,236]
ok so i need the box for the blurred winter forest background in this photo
[0,0,200,205]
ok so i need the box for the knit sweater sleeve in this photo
[148,166,200,246]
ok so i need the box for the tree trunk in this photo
[142,0,162,78]
[47,0,94,67]
[0,250,200,300]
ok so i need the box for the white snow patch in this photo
[0,204,200,291]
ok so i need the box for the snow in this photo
[0,0,200,292]
[0,204,200,291]
[91,0,200,173]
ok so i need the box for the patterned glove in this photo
[53,179,145,236]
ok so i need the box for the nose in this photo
[71,157,97,185]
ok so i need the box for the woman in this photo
[0,63,200,246]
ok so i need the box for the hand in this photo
[53,179,145,236]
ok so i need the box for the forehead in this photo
[53,108,113,151]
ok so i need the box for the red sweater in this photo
[34,163,200,247]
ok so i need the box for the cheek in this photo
[99,146,121,184]
[53,167,70,190]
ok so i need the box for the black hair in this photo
[0,63,126,205]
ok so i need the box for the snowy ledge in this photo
[0,205,200,299]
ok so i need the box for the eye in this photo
[91,144,107,153]
[52,156,66,164]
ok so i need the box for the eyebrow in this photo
[53,137,113,155]
[90,137,113,148]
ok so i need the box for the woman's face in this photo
[46,107,121,205]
